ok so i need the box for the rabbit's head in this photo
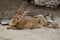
[9,4,25,26]
[9,4,30,27]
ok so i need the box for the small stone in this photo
[1,18,10,25]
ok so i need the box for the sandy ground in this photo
[0,18,60,40]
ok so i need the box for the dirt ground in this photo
[0,17,60,40]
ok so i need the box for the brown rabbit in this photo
[15,18,40,29]
[7,4,59,29]
[7,14,48,29]
[7,8,49,29]
[7,4,25,29]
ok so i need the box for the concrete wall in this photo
[0,0,22,18]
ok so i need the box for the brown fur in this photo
[7,16,49,29]
[7,4,59,29]
[7,15,59,29]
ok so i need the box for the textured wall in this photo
[0,0,22,18]
[0,0,60,19]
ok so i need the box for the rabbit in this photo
[34,15,49,26]
[7,4,25,29]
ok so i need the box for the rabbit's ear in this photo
[12,5,24,19]
[19,6,25,16]
[17,3,25,16]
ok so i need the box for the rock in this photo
[1,18,10,25]
[34,15,44,18]
[0,18,2,24]
[23,16,32,19]
[45,13,55,20]
[34,0,60,8]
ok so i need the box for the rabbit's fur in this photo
[7,5,59,29]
